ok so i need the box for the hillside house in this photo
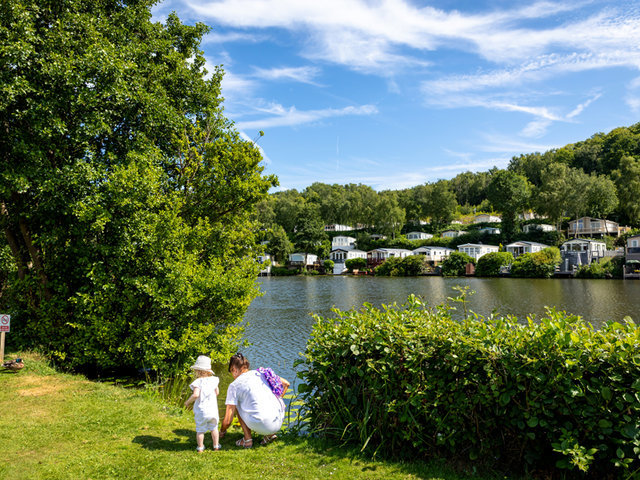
[406,231,433,241]
[523,223,556,233]
[505,241,549,258]
[324,224,353,232]
[558,239,606,273]
[412,246,454,264]
[624,234,640,279]
[473,214,501,224]
[567,217,620,237]
[331,236,356,248]
[367,248,412,268]
[457,243,500,261]
[442,230,467,238]
[288,253,318,267]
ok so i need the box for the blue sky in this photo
[152,0,640,191]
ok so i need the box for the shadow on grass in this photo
[132,429,194,452]
[273,433,511,480]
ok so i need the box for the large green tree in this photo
[293,204,328,256]
[373,190,405,239]
[0,0,276,375]
[425,180,458,228]
[612,156,640,226]
[486,170,531,240]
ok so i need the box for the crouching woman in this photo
[220,353,290,448]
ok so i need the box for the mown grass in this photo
[0,352,513,480]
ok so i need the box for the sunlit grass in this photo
[1,352,516,480]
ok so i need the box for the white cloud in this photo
[521,118,553,138]
[252,66,321,85]
[276,156,512,191]
[480,134,560,154]
[236,104,378,130]
[627,96,640,113]
[221,69,259,97]
[629,76,640,90]
[183,0,640,75]
[566,93,601,119]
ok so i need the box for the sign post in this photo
[0,314,10,363]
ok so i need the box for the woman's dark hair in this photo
[228,352,250,372]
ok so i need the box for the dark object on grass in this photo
[3,358,24,372]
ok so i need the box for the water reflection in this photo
[242,276,640,388]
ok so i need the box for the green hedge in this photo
[374,255,427,276]
[271,266,299,276]
[345,257,367,272]
[475,251,514,276]
[510,247,561,278]
[297,295,640,477]
[440,251,474,276]
[575,257,624,279]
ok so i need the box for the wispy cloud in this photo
[251,66,321,85]
[202,31,268,44]
[276,156,512,191]
[236,104,378,130]
[567,93,601,119]
[183,0,640,73]
[479,133,561,154]
[627,96,640,112]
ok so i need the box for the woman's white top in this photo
[225,370,284,435]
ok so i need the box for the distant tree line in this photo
[256,123,640,259]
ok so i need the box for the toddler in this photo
[184,355,221,452]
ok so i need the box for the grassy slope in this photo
[0,352,507,480]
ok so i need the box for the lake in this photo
[241,276,640,388]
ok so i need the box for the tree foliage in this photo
[486,170,531,240]
[0,0,276,375]
[475,252,514,277]
[345,257,367,272]
[374,255,426,276]
[510,247,561,278]
[440,251,474,276]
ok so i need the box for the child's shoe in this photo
[196,445,205,453]
[213,444,222,450]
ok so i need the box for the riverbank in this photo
[1,352,510,480]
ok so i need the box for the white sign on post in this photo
[0,314,9,332]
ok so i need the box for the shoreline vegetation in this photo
[268,246,626,279]
[2,352,510,480]
[297,294,640,479]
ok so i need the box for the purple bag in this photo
[257,367,284,397]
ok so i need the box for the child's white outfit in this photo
[190,376,220,433]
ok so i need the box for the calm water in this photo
[242,276,640,387]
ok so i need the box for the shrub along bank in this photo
[297,295,640,478]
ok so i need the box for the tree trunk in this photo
[18,217,52,300]
[1,203,26,280]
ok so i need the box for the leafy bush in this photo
[323,259,335,271]
[475,252,514,276]
[575,256,624,279]
[297,295,640,477]
[271,267,299,276]
[510,247,561,278]
[440,251,474,276]
[345,257,367,272]
[374,255,426,276]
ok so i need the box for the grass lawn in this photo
[0,352,512,480]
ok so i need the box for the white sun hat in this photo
[190,355,214,374]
